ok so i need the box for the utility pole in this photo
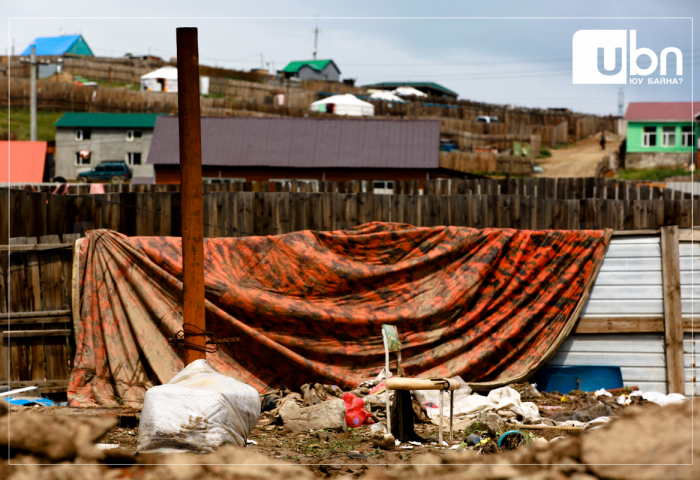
[313,25,319,60]
[617,87,624,117]
[30,45,37,142]
[260,53,264,70]
[176,27,206,364]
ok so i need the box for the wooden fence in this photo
[0,234,79,392]
[1,186,699,244]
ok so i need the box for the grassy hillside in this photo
[0,110,65,141]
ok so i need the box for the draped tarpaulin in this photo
[68,223,611,407]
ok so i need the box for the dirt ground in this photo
[3,398,699,480]
[536,132,621,178]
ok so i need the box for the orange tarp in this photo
[0,141,47,183]
[68,223,610,407]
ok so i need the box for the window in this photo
[642,126,657,147]
[126,130,143,141]
[661,126,676,147]
[75,151,91,165]
[126,152,142,165]
[75,129,92,141]
[682,125,695,147]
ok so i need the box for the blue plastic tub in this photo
[531,366,623,393]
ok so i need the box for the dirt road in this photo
[536,133,621,178]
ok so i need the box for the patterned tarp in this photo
[68,223,610,407]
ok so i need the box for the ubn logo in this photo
[572,30,683,84]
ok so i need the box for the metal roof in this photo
[55,113,164,129]
[363,82,459,97]
[0,141,47,183]
[282,59,338,73]
[147,116,440,169]
[20,35,94,57]
[624,102,700,122]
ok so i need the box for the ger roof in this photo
[55,113,163,129]
[147,116,440,169]
[0,141,47,183]
[20,35,92,56]
[624,102,700,122]
[363,82,459,97]
[282,59,338,73]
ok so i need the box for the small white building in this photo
[310,94,374,117]
[139,67,211,95]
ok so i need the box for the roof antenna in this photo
[313,18,320,60]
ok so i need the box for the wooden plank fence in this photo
[0,234,79,392]
[1,187,699,243]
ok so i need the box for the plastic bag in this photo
[137,359,261,453]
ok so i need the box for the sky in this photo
[1,0,698,115]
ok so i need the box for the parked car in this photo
[78,161,133,183]
[476,115,499,123]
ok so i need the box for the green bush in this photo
[616,167,691,182]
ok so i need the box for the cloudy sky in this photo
[2,1,698,115]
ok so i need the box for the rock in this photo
[0,399,8,416]
[540,418,556,426]
[279,397,346,433]
[465,434,482,446]
[483,412,505,436]
[550,403,615,423]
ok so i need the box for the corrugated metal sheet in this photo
[147,117,441,169]
[546,236,698,396]
[666,182,700,196]
[580,236,663,317]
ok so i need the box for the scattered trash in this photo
[370,422,396,450]
[343,392,374,428]
[246,439,258,445]
[347,451,367,460]
[400,445,413,449]
[137,359,261,453]
[497,430,525,450]
[409,441,421,446]
[465,434,483,446]
[2,397,57,407]
[594,388,613,398]
[96,444,120,450]
[630,391,688,407]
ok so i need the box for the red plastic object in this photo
[342,392,373,428]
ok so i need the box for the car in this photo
[78,161,133,184]
[476,115,499,123]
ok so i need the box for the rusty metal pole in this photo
[176,27,206,363]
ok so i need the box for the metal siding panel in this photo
[592,271,663,285]
[582,299,663,315]
[588,285,663,300]
[545,333,668,394]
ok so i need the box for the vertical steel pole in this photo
[30,45,36,142]
[176,27,206,364]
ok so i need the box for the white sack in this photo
[137,359,261,453]
[422,386,541,424]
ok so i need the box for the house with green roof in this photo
[281,59,340,82]
[54,112,164,183]
[362,82,458,100]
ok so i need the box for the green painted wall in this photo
[627,121,698,153]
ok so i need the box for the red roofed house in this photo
[623,102,699,169]
[0,141,49,183]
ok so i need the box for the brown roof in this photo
[624,102,700,122]
[147,117,440,169]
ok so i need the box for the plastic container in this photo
[343,392,373,428]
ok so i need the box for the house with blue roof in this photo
[21,35,94,57]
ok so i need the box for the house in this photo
[623,102,699,169]
[54,113,163,182]
[0,141,50,183]
[140,66,179,93]
[281,59,340,82]
[146,116,464,185]
[20,34,94,57]
[363,82,458,100]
